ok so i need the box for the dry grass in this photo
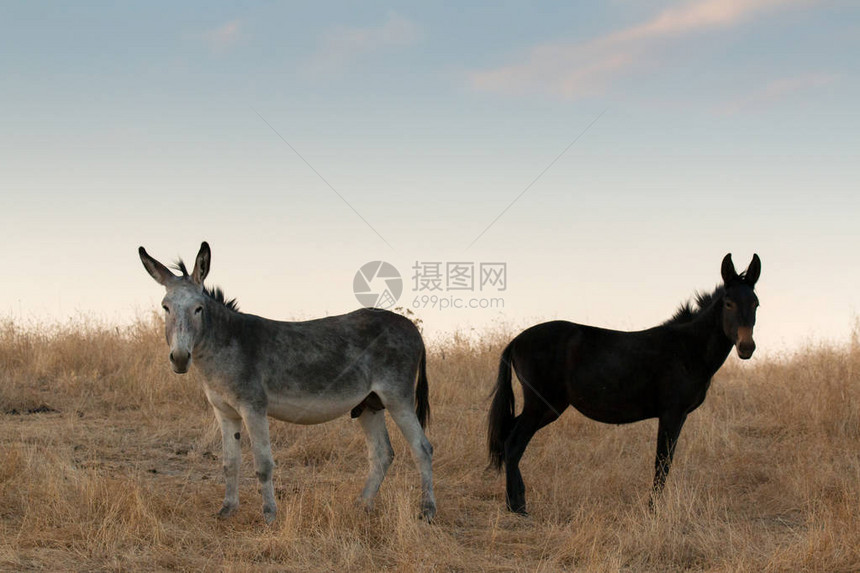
[1,316,859,572]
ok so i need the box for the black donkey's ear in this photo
[721,253,737,284]
[744,254,761,286]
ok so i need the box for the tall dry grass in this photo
[1,317,859,571]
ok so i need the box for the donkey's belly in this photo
[568,382,656,424]
[570,399,654,425]
[265,390,367,425]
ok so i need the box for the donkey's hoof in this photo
[355,498,374,513]
[418,502,436,522]
[263,507,277,525]
[506,503,529,517]
[217,504,238,519]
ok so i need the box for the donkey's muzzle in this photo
[736,327,755,360]
[169,350,191,374]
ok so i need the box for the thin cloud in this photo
[471,0,809,99]
[307,13,421,74]
[194,20,242,54]
[608,0,789,42]
[720,73,838,114]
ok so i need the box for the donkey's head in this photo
[720,253,761,360]
[139,242,211,374]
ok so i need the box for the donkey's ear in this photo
[139,247,176,286]
[744,254,761,286]
[191,241,211,286]
[721,253,738,284]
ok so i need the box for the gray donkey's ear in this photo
[191,241,211,286]
[139,246,176,286]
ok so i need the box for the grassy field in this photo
[1,316,859,572]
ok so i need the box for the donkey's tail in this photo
[415,346,430,429]
[488,342,516,471]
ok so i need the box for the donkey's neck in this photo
[193,299,254,367]
[676,293,734,377]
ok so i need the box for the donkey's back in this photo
[192,307,424,425]
[506,320,670,424]
[236,308,426,425]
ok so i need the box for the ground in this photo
[0,320,858,571]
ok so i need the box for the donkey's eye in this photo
[724,301,736,310]
[194,306,203,315]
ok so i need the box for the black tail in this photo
[488,343,516,471]
[415,346,430,429]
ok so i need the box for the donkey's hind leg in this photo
[504,398,563,515]
[386,400,436,521]
[357,408,394,510]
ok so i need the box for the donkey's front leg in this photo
[242,408,278,524]
[649,411,687,510]
[214,409,243,518]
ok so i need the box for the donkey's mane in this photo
[173,260,190,277]
[663,285,724,326]
[172,259,240,312]
[204,286,240,312]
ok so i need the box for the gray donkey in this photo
[139,242,435,523]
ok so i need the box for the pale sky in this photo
[1,1,858,353]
